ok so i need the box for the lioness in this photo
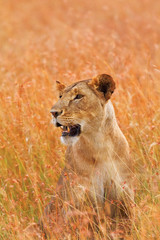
[40,74,134,238]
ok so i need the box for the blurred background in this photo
[0,0,160,239]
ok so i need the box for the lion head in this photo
[50,74,115,145]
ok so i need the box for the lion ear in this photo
[56,81,66,93]
[89,74,116,100]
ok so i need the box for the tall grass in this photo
[0,0,160,239]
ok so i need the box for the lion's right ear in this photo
[56,81,66,93]
[89,74,116,101]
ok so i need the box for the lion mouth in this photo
[56,123,81,137]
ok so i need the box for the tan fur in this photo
[43,74,134,235]
[56,80,65,96]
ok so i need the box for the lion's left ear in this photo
[89,74,116,100]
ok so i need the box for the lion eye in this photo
[74,94,84,100]
[59,95,62,98]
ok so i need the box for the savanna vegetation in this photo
[0,0,160,239]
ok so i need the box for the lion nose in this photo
[50,109,63,118]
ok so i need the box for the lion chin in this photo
[39,74,135,237]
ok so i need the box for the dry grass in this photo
[0,0,160,239]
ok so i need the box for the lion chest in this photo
[68,139,121,204]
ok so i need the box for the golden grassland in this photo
[0,0,160,239]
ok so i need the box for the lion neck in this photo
[66,101,121,167]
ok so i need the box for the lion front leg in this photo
[38,172,92,238]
